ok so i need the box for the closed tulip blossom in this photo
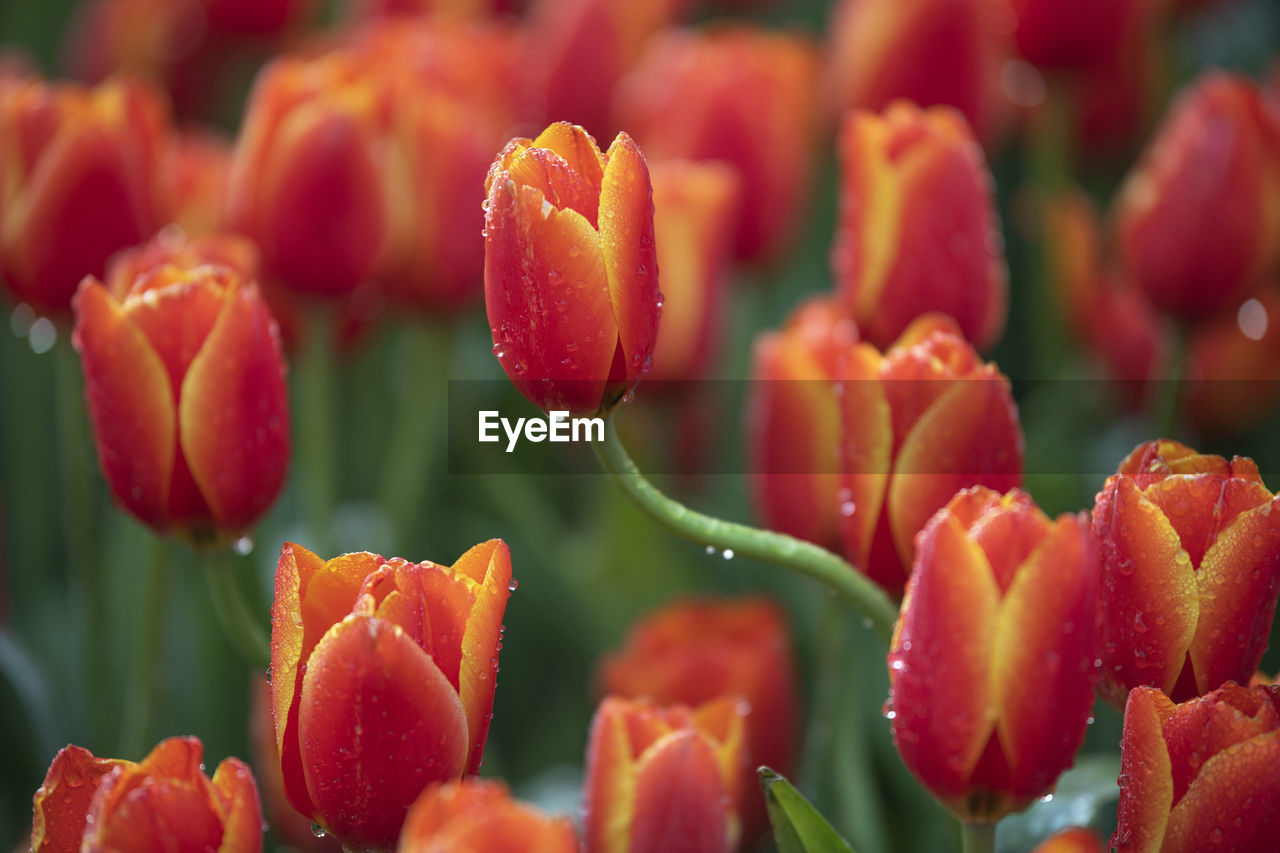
[399,779,580,853]
[269,540,512,850]
[0,74,168,317]
[73,262,289,541]
[1112,683,1280,852]
[1114,72,1280,321]
[832,101,1007,351]
[888,487,1099,822]
[1092,440,1280,706]
[484,122,661,416]
[31,737,262,853]
[582,695,747,853]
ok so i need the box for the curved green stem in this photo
[1153,324,1189,440]
[297,305,335,553]
[592,418,898,642]
[202,549,269,670]
[120,536,169,758]
[961,822,996,853]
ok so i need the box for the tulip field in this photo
[3,0,1280,852]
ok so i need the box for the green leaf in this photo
[995,753,1122,853]
[760,766,857,853]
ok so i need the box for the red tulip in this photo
[1008,0,1152,71]
[31,737,262,853]
[399,779,580,853]
[73,262,289,541]
[597,596,797,840]
[1112,682,1280,852]
[0,74,168,317]
[888,487,1098,822]
[614,26,819,263]
[1185,287,1280,434]
[1114,72,1280,321]
[1092,440,1280,706]
[831,101,1007,350]
[269,540,512,849]
[582,695,747,853]
[484,122,660,415]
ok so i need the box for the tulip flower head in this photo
[269,540,512,850]
[399,779,580,853]
[888,487,1098,822]
[484,122,661,416]
[1112,683,1280,852]
[1092,440,1280,706]
[31,737,263,853]
[73,262,289,542]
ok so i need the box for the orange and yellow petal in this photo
[31,745,130,853]
[1113,687,1176,853]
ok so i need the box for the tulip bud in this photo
[582,695,747,853]
[831,101,1007,350]
[227,52,391,298]
[1032,827,1106,853]
[1185,289,1280,434]
[1114,72,1280,321]
[1092,440,1280,706]
[1008,0,1151,71]
[269,540,512,850]
[399,779,580,853]
[72,262,289,542]
[646,160,740,385]
[0,75,167,318]
[1111,682,1280,852]
[614,26,819,263]
[888,487,1099,823]
[598,597,798,841]
[31,738,263,853]
[824,0,1008,143]
[162,129,233,238]
[483,122,660,416]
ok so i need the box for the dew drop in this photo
[1038,793,1054,804]
[232,536,253,556]
[722,549,734,560]
[705,546,716,555]
[621,389,635,404]
[508,577,519,592]
[492,343,505,359]
[569,243,581,258]
[311,824,327,839]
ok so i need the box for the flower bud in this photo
[400,779,580,853]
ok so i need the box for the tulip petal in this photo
[484,179,617,413]
[1143,475,1272,568]
[992,516,1097,800]
[1095,478,1199,701]
[532,122,606,200]
[451,540,512,775]
[300,614,469,848]
[600,133,661,387]
[890,512,1000,802]
[179,279,290,533]
[1189,496,1280,697]
[1162,730,1280,853]
[507,146,601,226]
[30,745,128,853]
[210,758,264,853]
[1113,687,1175,853]
[837,346,893,569]
[1161,683,1279,805]
[72,278,175,530]
[630,731,732,853]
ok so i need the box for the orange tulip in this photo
[399,779,580,853]
[484,122,660,415]
[1112,682,1280,852]
[227,51,391,298]
[1092,440,1280,706]
[888,487,1098,822]
[831,101,1007,350]
[0,75,167,317]
[598,597,797,841]
[31,738,262,853]
[1114,72,1280,321]
[1032,827,1106,853]
[582,695,747,853]
[269,541,512,849]
[73,262,289,541]
[614,26,819,263]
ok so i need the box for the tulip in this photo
[31,737,262,852]
[227,51,391,298]
[269,540,512,849]
[1032,827,1106,853]
[483,122,660,416]
[1008,0,1151,71]
[399,779,580,853]
[162,129,233,238]
[597,597,797,840]
[888,487,1098,822]
[104,227,261,295]
[824,0,1007,143]
[749,302,1023,595]
[645,160,740,384]
[1111,682,1280,852]
[0,74,167,318]
[1185,288,1280,434]
[72,262,289,541]
[582,695,747,853]
[614,26,819,262]
[1092,440,1280,706]
[831,101,1007,350]
[1114,72,1280,321]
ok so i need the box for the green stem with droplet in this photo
[592,418,898,642]
[202,547,269,670]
